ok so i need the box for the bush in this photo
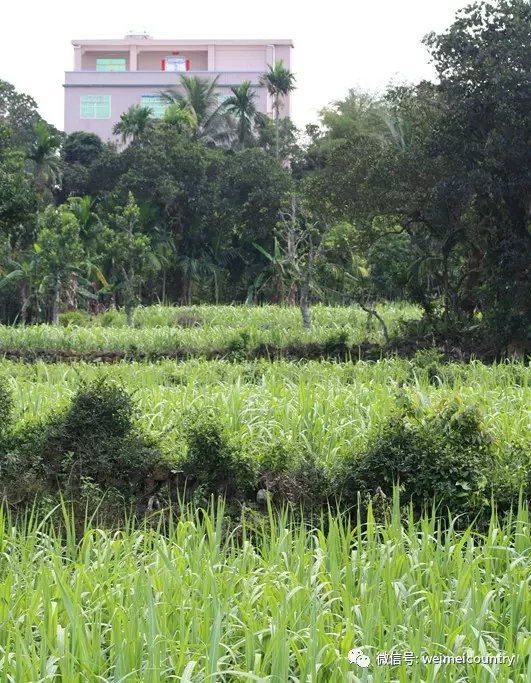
[227,330,252,360]
[338,398,496,518]
[0,385,13,434]
[323,329,350,356]
[5,379,163,502]
[59,311,92,327]
[181,409,257,501]
[99,310,125,327]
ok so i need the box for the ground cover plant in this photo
[0,303,421,355]
[0,497,529,682]
[0,352,529,522]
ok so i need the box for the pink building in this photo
[64,33,294,141]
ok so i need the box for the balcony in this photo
[64,70,266,88]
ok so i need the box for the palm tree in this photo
[112,105,153,145]
[224,81,257,149]
[259,60,296,158]
[162,75,234,147]
[67,196,102,250]
[26,120,62,198]
[161,101,196,135]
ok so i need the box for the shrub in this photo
[59,311,92,327]
[99,310,124,327]
[0,385,13,434]
[323,328,350,356]
[227,330,252,360]
[181,409,257,501]
[338,398,496,518]
[6,379,163,502]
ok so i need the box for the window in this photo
[140,95,167,119]
[80,95,111,119]
[97,58,126,72]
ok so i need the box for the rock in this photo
[256,489,270,506]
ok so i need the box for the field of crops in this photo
[2,357,529,460]
[0,500,529,682]
[1,304,530,681]
[0,303,420,352]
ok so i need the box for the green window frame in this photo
[140,95,167,119]
[80,95,111,119]
[96,58,126,72]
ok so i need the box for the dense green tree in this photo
[103,193,159,326]
[63,132,103,166]
[35,205,84,325]
[0,80,41,147]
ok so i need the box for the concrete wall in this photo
[138,50,208,71]
[64,84,269,140]
[67,40,292,137]
[214,47,267,71]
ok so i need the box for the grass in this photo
[0,303,421,352]
[1,304,529,680]
[0,497,529,682]
[2,357,529,461]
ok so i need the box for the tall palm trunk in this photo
[275,102,280,159]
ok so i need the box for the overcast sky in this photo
[3,0,471,130]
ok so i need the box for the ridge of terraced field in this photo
[0,304,420,353]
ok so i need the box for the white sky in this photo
[2,0,471,130]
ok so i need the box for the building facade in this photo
[64,34,293,141]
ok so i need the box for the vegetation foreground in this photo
[0,499,529,682]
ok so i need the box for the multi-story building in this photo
[64,33,293,141]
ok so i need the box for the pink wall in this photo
[214,47,267,71]
[66,40,292,138]
[64,84,269,140]
[138,51,208,70]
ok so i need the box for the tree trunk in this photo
[125,302,133,328]
[65,272,78,312]
[359,302,389,343]
[52,275,61,326]
[20,282,28,324]
[275,104,280,159]
[299,278,311,329]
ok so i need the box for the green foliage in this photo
[112,105,153,145]
[4,379,162,501]
[58,310,93,327]
[182,408,257,500]
[339,398,497,518]
[0,498,529,679]
[0,79,41,147]
[63,132,103,166]
[227,330,252,359]
[0,384,12,433]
